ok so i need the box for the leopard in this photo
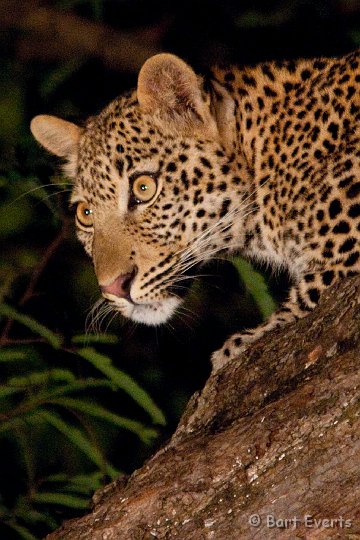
[30,50,360,372]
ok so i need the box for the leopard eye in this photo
[131,175,157,204]
[76,202,94,228]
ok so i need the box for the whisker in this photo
[175,207,257,267]
[185,196,252,245]
[124,319,139,341]
[103,308,120,333]
[171,175,269,265]
[98,305,116,329]
[161,272,213,288]
[142,205,258,301]
[175,305,198,322]
[6,182,72,208]
[164,320,178,340]
[85,298,112,334]
[174,311,197,332]
[173,206,254,269]
[32,188,73,209]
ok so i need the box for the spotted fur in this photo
[31,50,360,371]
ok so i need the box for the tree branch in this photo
[45,274,360,539]
[0,0,162,72]
[0,222,67,345]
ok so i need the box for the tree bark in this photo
[47,275,360,539]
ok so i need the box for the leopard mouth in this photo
[110,295,182,326]
[102,266,199,326]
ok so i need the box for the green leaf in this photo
[0,349,27,362]
[71,333,119,345]
[12,504,57,529]
[233,257,277,319]
[4,522,37,540]
[38,410,106,469]
[0,304,62,349]
[0,414,36,434]
[51,396,158,443]
[35,378,117,401]
[32,491,89,509]
[45,471,104,495]
[8,369,76,388]
[0,379,115,425]
[0,386,24,398]
[78,348,166,425]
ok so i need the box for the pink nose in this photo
[100,268,137,299]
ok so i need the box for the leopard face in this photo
[31,55,249,325]
[71,95,243,324]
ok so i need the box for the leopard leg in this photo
[211,272,327,372]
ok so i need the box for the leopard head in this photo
[31,54,246,325]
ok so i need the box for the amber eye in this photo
[76,202,94,228]
[131,175,157,204]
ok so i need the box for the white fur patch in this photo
[103,294,181,326]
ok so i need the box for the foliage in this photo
[233,258,277,320]
[0,305,163,538]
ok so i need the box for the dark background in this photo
[0,1,359,537]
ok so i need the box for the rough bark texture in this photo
[47,276,360,540]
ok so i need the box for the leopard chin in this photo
[104,294,182,326]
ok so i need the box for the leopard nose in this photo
[100,267,137,299]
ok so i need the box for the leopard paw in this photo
[211,336,247,373]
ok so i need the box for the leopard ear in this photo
[30,115,81,158]
[137,53,217,136]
